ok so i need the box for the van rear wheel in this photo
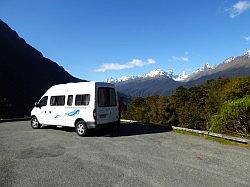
[75,121,87,137]
[31,117,41,129]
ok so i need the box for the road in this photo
[0,121,249,187]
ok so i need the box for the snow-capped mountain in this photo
[244,50,250,57]
[195,63,214,73]
[222,50,249,64]
[175,71,190,81]
[106,65,211,84]
[106,76,130,83]
[224,57,236,64]
[108,50,250,97]
[145,69,173,78]
[187,50,250,82]
[107,50,250,86]
[106,69,177,83]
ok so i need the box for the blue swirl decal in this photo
[66,109,80,116]
[54,109,80,118]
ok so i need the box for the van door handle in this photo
[110,111,112,114]
[49,111,51,114]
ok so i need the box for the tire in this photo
[31,117,41,129]
[117,119,121,128]
[75,121,88,137]
[109,123,115,132]
[110,121,120,136]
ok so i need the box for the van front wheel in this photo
[75,121,87,137]
[31,117,41,129]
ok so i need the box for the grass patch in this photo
[173,129,250,150]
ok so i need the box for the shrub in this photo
[220,77,250,102]
[177,101,207,130]
[210,96,250,136]
[121,97,149,122]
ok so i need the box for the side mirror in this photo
[35,102,40,108]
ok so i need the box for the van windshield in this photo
[98,87,117,107]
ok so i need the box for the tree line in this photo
[122,77,250,136]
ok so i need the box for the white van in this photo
[30,82,120,136]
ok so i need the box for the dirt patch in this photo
[17,145,65,159]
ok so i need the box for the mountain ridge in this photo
[107,50,250,84]
[0,19,83,118]
[110,50,250,97]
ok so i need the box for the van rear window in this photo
[98,87,117,107]
[75,94,90,106]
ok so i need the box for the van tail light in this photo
[93,109,97,121]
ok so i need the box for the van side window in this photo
[67,95,73,106]
[75,94,90,106]
[98,87,117,107]
[39,96,48,107]
[50,96,65,106]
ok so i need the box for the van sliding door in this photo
[49,95,66,126]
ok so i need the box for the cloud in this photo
[95,58,156,72]
[226,1,250,18]
[147,58,156,64]
[244,35,250,42]
[169,56,189,62]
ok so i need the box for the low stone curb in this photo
[172,126,249,144]
[0,117,30,123]
[121,119,140,123]
[121,119,249,144]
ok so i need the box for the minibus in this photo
[30,82,119,136]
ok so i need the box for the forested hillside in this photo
[122,77,250,136]
[0,20,82,118]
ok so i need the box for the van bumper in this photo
[86,121,118,129]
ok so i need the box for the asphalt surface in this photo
[0,121,249,187]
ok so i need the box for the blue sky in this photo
[1,0,250,81]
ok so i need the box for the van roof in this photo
[49,81,115,91]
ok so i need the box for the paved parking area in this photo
[0,121,249,186]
